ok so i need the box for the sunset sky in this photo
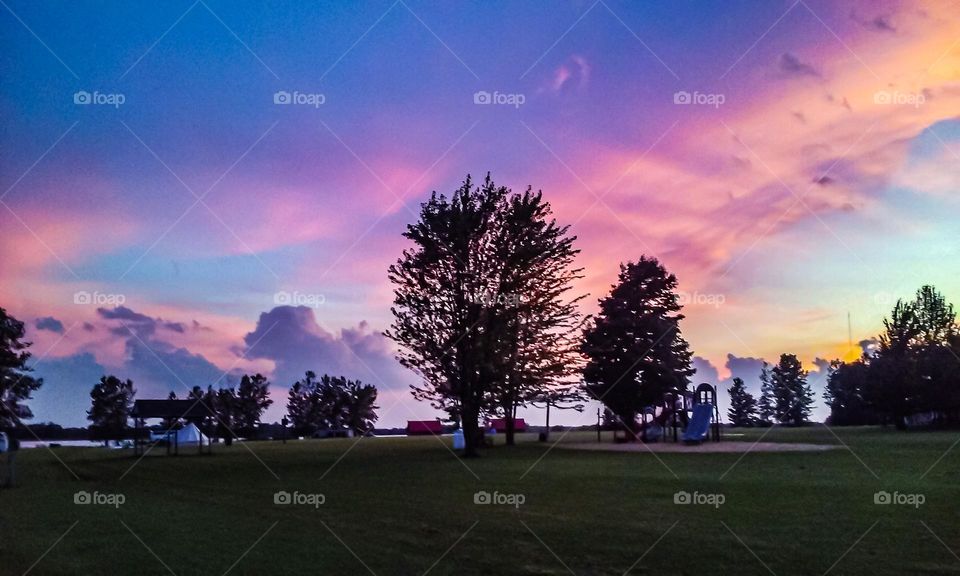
[2,0,959,427]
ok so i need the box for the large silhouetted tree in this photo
[87,375,136,440]
[0,308,43,430]
[581,257,694,435]
[342,378,379,435]
[387,175,504,456]
[484,188,587,445]
[235,373,273,431]
[287,371,321,431]
[863,285,959,428]
[824,359,875,425]
[770,354,814,426]
[387,174,586,454]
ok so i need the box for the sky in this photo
[2,0,959,428]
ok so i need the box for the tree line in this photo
[84,370,379,439]
[726,355,815,427]
[0,307,380,442]
[824,286,959,428]
[388,174,711,454]
[286,371,379,436]
[388,174,960,451]
[3,175,957,449]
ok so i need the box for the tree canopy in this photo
[581,256,694,431]
[286,372,379,436]
[827,285,960,428]
[386,174,586,454]
[0,308,43,430]
[87,375,136,439]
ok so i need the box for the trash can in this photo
[452,429,465,450]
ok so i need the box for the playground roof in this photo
[131,399,215,420]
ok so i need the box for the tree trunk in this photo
[544,401,551,442]
[894,410,907,430]
[461,403,481,457]
[504,402,516,446]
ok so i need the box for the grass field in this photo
[1,426,959,575]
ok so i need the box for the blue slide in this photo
[682,403,713,443]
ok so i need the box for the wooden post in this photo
[596,408,601,442]
[545,401,551,441]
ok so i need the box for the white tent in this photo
[174,423,208,446]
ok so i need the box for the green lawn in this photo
[1,426,959,575]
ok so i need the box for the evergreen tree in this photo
[727,377,758,426]
[757,362,775,426]
[581,256,694,435]
[770,354,813,426]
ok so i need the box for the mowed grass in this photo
[1,427,959,575]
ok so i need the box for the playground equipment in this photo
[683,383,721,444]
[634,383,720,445]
